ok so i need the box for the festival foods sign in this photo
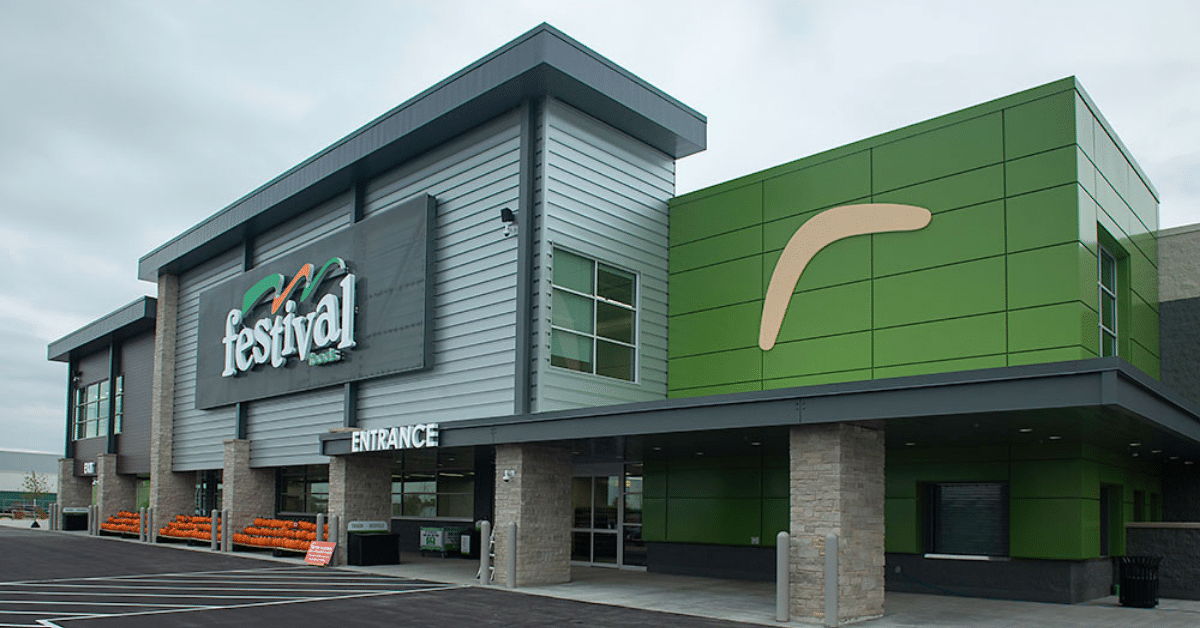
[195,194,435,409]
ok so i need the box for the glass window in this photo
[550,248,637,381]
[276,465,329,514]
[1099,247,1118,357]
[390,447,475,520]
[73,376,123,440]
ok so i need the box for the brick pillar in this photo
[223,440,275,538]
[493,443,571,587]
[790,424,885,624]
[328,453,391,566]
[149,273,194,533]
[57,458,92,508]
[95,453,137,522]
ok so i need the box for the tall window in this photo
[550,249,637,381]
[391,447,475,519]
[73,376,122,440]
[1099,247,1118,357]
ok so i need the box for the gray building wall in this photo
[355,112,521,427]
[532,99,674,411]
[117,331,155,475]
[1159,223,1200,407]
[172,247,241,471]
[243,192,352,468]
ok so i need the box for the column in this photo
[223,439,275,538]
[790,424,886,624]
[328,452,392,566]
[95,453,137,523]
[493,443,571,587]
[57,458,92,509]
[149,273,194,533]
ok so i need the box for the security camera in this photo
[502,469,515,482]
[499,208,516,237]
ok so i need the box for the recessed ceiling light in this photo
[1019,428,1033,433]
[652,446,662,451]
[750,441,762,446]
[1048,436,1062,440]
[1152,450,1162,454]
[1186,461,1194,465]
[905,442,916,446]
[695,451,705,456]
[1171,456,1180,461]
[1130,442,1142,447]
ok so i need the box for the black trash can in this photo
[347,532,400,566]
[1119,556,1162,608]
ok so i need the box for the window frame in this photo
[549,248,639,382]
[1099,246,1119,357]
[391,447,475,520]
[73,378,122,441]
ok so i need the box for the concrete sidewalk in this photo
[343,552,1200,627]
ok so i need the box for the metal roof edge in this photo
[138,23,706,281]
[47,295,157,362]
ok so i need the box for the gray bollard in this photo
[505,522,517,589]
[316,513,326,542]
[48,504,56,531]
[776,531,789,622]
[824,533,838,627]
[329,514,340,556]
[210,510,219,550]
[139,507,147,542]
[479,520,491,584]
[90,504,97,535]
[148,507,155,543]
[222,509,231,551]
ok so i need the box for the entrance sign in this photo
[195,195,435,409]
[305,541,336,566]
[351,423,439,453]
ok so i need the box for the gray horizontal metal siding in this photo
[76,350,110,388]
[357,113,521,427]
[535,99,674,412]
[251,192,352,267]
[172,248,241,471]
[117,331,154,475]
[246,387,343,467]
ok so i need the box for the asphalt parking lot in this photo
[0,527,749,628]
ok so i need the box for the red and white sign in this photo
[305,541,336,566]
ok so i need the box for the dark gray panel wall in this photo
[76,349,110,389]
[1126,526,1200,600]
[1160,296,1200,407]
[533,99,673,411]
[72,438,105,476]
[117,331,155,475]
[356,112,521,427]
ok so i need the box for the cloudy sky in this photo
[2,1,1197,453]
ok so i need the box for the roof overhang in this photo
[138,23,706,281]
[321,358,1200,464]
[47,296,157,362]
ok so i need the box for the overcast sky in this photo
[2,1,1197,454]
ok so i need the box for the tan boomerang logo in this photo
[759,203,932,351]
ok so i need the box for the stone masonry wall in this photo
[57,458,91,508]
[328,452,392,566]
[148,273,195,532]
[790,423,886,624]
[222,439,275,534]
[95,453,137,521]
[493,443,571,587]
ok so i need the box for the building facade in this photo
[49,23,1200,622]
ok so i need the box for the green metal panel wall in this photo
[642,453,788,547]
[885,442,1161,560]
[668,78,1160,397]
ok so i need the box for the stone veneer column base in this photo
[57,458,92,509]
[223,439,275,536]
[328,452,392,566]
[493,443,571,587]
[95,453,137,522]
[790,423,886,624]
[148,272,195,534]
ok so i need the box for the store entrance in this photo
[571,463,644,569]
